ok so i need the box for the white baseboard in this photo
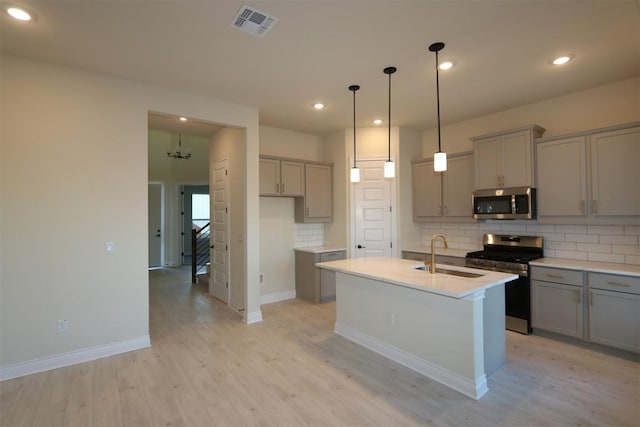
[260,289,296,305]
[0,335,151,381]
[245,310,263,324]
[334,322,488,400]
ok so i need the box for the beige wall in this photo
[259,125,323,160]
[0,54,260,373]
[421,76,640,156]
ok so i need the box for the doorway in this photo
[181,185,210,265]
[351,158,395,258]
[148,182,163,268]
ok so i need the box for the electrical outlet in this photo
[57,319,69,333]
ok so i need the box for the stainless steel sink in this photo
[412,265,484,278]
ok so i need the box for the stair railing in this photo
[191,222,210,284]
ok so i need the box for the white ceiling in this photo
[2,1,639,137]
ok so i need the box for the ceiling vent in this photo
[231,5,278,37]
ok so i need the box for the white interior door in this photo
[148,183,162,268]
[352,159,393,258]
[210,159,229,303]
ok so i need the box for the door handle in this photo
[155,234,161,237]
[210,245,214,249]
[357,244,366,249]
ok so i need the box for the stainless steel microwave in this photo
[472,187,537,220]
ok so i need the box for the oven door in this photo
[504,275,531,334]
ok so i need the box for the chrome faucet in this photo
[425,233,448,274]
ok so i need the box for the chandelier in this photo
[167,134,191,159]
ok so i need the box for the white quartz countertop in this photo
[294,246,347,254]
[316,257,517,299]
[530,258,640,277]
[402,247,470,258]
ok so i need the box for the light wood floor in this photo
[2,267,639,426]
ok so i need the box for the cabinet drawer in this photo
[320,251,345,263]
[588,272,640,295]
[531,266,583,286]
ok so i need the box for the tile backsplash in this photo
[293,223,325,247]
[419,222,640,265]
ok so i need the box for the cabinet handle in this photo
[306,207,309,216]
[589,290,593,306]
[282,183,285,193]
[576,290,581,304]
[546,274,564,279]
[276,183,280,193]
[580,200,585,214]
[592,199,597,214]
[607,281,630,287]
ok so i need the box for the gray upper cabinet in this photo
[413,153,474,222]
[295,163,333,222]
[472,125,545,190]
[535,122,639,223]
[259,157,304,196]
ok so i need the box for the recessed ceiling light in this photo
[179,117,188,121]
[552,55,573,65]
[313,103,325,110]
[439,61,454,71]
[5,6,33,21]
[373,119,383,125]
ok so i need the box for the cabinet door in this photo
[589,288,640,353]
[590,126,640,216]
[413,161,442,220]
[304,164,332,219]
[443,155,473,217]
[280,161,304,196]
[536,137,587,216]
[531,280,583,338]
[474,137,500,189]
[500,130,533,187]
[259,158,280,196]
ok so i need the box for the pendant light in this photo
[349,85,361,183]
[429,42,447,172]
[383,67,397,178]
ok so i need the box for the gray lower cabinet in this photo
[531,266,585,338]
[588,272,640,353]
[295,250,346,303]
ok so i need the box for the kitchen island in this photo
[316,257,517,400]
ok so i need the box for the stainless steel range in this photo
[466,234,543,334]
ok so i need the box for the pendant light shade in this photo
[349,84,360,183]
[429,42,447,172]
[383,66,397,178]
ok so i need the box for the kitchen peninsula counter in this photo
[316,257,517,400]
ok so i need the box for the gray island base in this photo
[316,257,517,400]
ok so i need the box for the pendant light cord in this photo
[387,71,391,162]
[383,66,396,162]
[349,85,360,169]
[353,89,357,168]
[435,49,442,152]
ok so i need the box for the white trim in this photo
[260,289,296,305]
[334,322,488,400]
[244,310,263,324]
[0,335,151,381]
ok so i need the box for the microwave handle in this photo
[511,195,516,214]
